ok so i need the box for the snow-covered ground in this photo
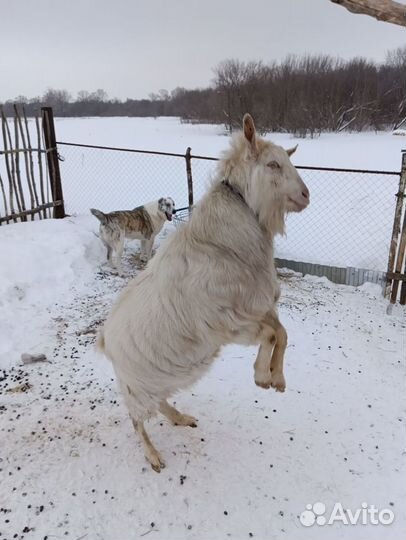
[52,117,405,170]
[1,216,405,540]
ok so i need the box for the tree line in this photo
[1,47,405,137]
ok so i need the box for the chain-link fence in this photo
[58,142,189,215]
[57,140,402,287]
[190,155,401,282]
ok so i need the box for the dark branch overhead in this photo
[330,0,406,27]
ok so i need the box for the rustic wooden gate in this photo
[387,151,406,305]
[0,105,65,224]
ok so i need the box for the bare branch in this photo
[330,0,406,26]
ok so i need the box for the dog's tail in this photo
[90,208,107,225]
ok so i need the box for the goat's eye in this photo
[267,160,280,170]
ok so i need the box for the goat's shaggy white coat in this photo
[98,114,309,471]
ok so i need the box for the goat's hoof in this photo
[148,453,166,473]
[270,372,286,392]
[150,461,165,473]
[255,375,272,389]
[174,414,198,427]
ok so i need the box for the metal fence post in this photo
[185,147,193,211]
[386,150,406,301]
[41,107,65,219]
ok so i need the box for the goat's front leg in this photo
[254,316,287,392]
[254,340,275,390]
[269,323,287,392]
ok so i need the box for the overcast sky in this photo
[1,0,405,102]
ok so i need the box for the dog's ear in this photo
[243,114,258,156]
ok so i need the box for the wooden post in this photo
[385,151,406,299]
[390,208,406,304]
[35,115,47,218]
[185,147,194,211]
[41,107,65,219]
[14,104,35,219]
[400,247,406,305]
[1,107,23,219]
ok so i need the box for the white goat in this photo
[97,114,310,471]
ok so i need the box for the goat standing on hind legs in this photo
[97,113,310,472]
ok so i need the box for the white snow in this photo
[52,117,405,171]
[0,214,405,540]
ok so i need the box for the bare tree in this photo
[4,46,405,133]
[90,89,108,102]
[330,0,406,27]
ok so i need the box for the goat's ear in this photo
[243,113,258,154]
[286,144,298,157]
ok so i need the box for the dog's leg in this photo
[159,400,198,427]
[140,238,153,263]
[140,239,147,262]
[99,228,113,267]
[145,238,154,260]
[113,233,125,274]
[254,315,287,392]
[132,419,166,473]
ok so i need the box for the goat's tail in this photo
[90,208,107,225]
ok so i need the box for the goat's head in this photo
[219,114,310,235]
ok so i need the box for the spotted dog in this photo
[90,197,176,272]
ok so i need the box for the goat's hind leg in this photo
[159,400,198,427]
[123,384,165,472]
[132,419,166,473]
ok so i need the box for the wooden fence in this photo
[386,151,406,305]
[0,105,65,224]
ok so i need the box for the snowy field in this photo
[1,117,404,270]
[52,117,405,170]
[56,118,403,271]
[0,215,405,540]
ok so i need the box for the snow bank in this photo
[0,217,103,365]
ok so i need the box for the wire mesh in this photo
[173,208,192,228]
[57,141,400,274]
[58,144,188,215]
[190,156,400,272]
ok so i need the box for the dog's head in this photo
[158,197,176,221]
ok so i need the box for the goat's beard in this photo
[248,187,286,237]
